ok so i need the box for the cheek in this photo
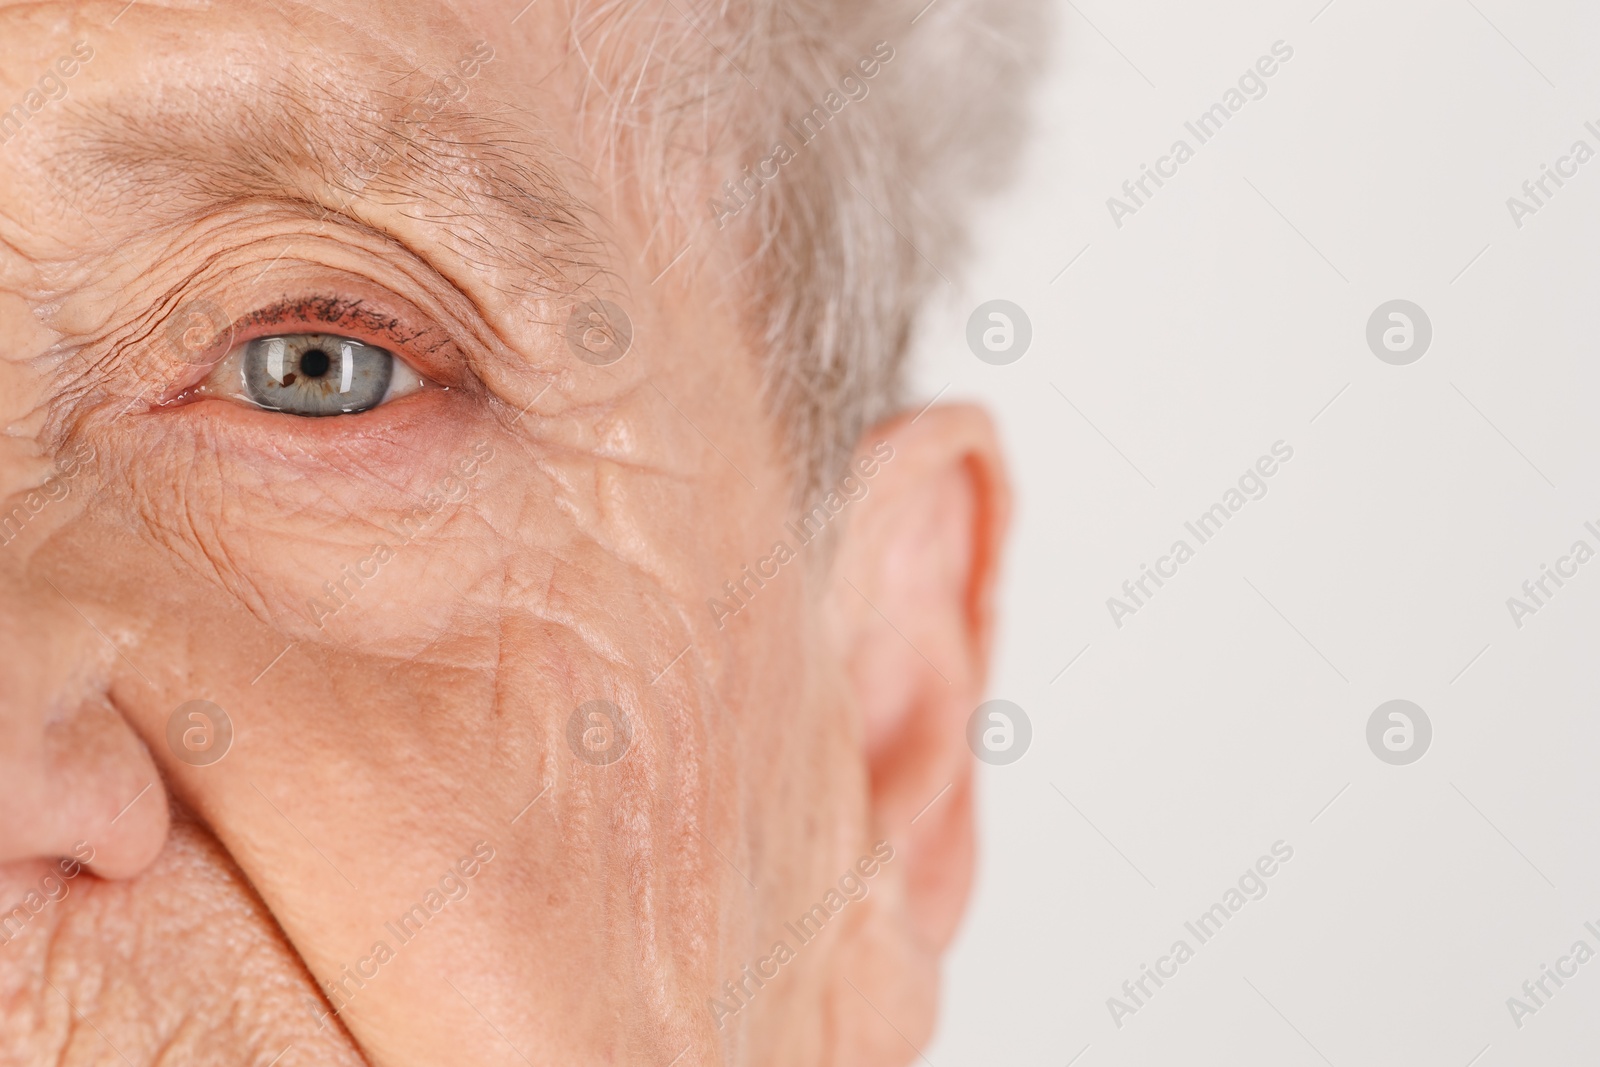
[706,553,864,931]
[46,380,747,835]
[65,392,502,648]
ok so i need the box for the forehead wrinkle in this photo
[52,68,610,301]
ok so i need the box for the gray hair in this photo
[574,0,1047,497]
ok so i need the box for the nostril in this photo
[0,697,171,881]
[84,774,170,879]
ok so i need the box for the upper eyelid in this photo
[103,218,511,406]
[170,292,452,372]
[229,298,435,357]
[110,208,471,356]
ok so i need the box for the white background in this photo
[917,1,1600,1064]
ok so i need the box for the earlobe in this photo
[823,403,1011,1063]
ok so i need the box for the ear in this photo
[823,403,1011,1065]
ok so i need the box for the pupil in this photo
[299,349,332,378]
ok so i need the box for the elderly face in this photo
[0,2,1009,1064]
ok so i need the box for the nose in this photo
[0,567,169,880]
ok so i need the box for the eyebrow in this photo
[53,71,607,300]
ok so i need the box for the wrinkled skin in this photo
[0,2,1009,1064]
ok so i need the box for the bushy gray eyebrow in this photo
[52,71,608,301]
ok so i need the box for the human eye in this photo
[197,332,429,417]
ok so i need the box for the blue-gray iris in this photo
[241,334,394,416]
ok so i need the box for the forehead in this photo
[0,1,552,189]
[0,0,605,309]
[0,0,514,58]
[0,1,502,99]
